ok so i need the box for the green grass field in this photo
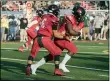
[1,41,109,80]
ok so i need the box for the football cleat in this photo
[18,46,24,52]
[54,69,65,76]
[59,64,70,72]
[31,64,37,75]
[25,66,31,76]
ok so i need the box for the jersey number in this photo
[40,18,47,28]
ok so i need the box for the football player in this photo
[18,10,44,52]
[25,5,70,76]
[31,6,85,74]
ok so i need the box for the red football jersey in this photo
[28,16,42,31]
[32,16,42,27]
[57,15,84,37]
[65,15,84,30]
[58,15,84,33]
[38,14,59,37]
[33,16,41,23]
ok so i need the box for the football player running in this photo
[25,5,70,76]
[31,6,85,74]
[18,10,44,52]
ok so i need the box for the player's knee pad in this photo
[54,55,60,61]
[44,54,54,62]
[49,54,54,61]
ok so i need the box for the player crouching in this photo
[31,6,86,74]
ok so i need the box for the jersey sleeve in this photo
[33,16,38,21]
[64,15,76,27]
[51,15,59,30]
[78,22,84,30]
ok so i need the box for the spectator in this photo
[94,13,104,41]
[1,15,9,42]
[101,12,109,40]
[8,15,18,41]
[88,14,95,41]
[82,14,89,40]
[108,18,110,39]
[54,1,61,7]
[99,13,104,40]
[16,16,20,34]
[20,15,28,42]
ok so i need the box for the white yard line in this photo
[1,64,74,79]
[1,48,107,54]
[61,76,74,79]
[1,64,74,80]
[1,58,73,79]
[99,75,109,77]
[77,45,107,48]
[65,65,108,72]
[24,78,35,80]
[37,70,74,79]
[1,57,109,72]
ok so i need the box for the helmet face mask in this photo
[47,4,59,17]
[36,10,44,17]
[53,10,59,16]
[72,6,85,22]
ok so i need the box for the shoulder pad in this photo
[65,15,76,25]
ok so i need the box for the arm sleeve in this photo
[78,22,84,30]
[51,16,59,30]
[33,17,38,21]
[65,15,76,26]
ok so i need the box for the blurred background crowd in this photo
[1,0,109,42]
[1,0,109,10]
